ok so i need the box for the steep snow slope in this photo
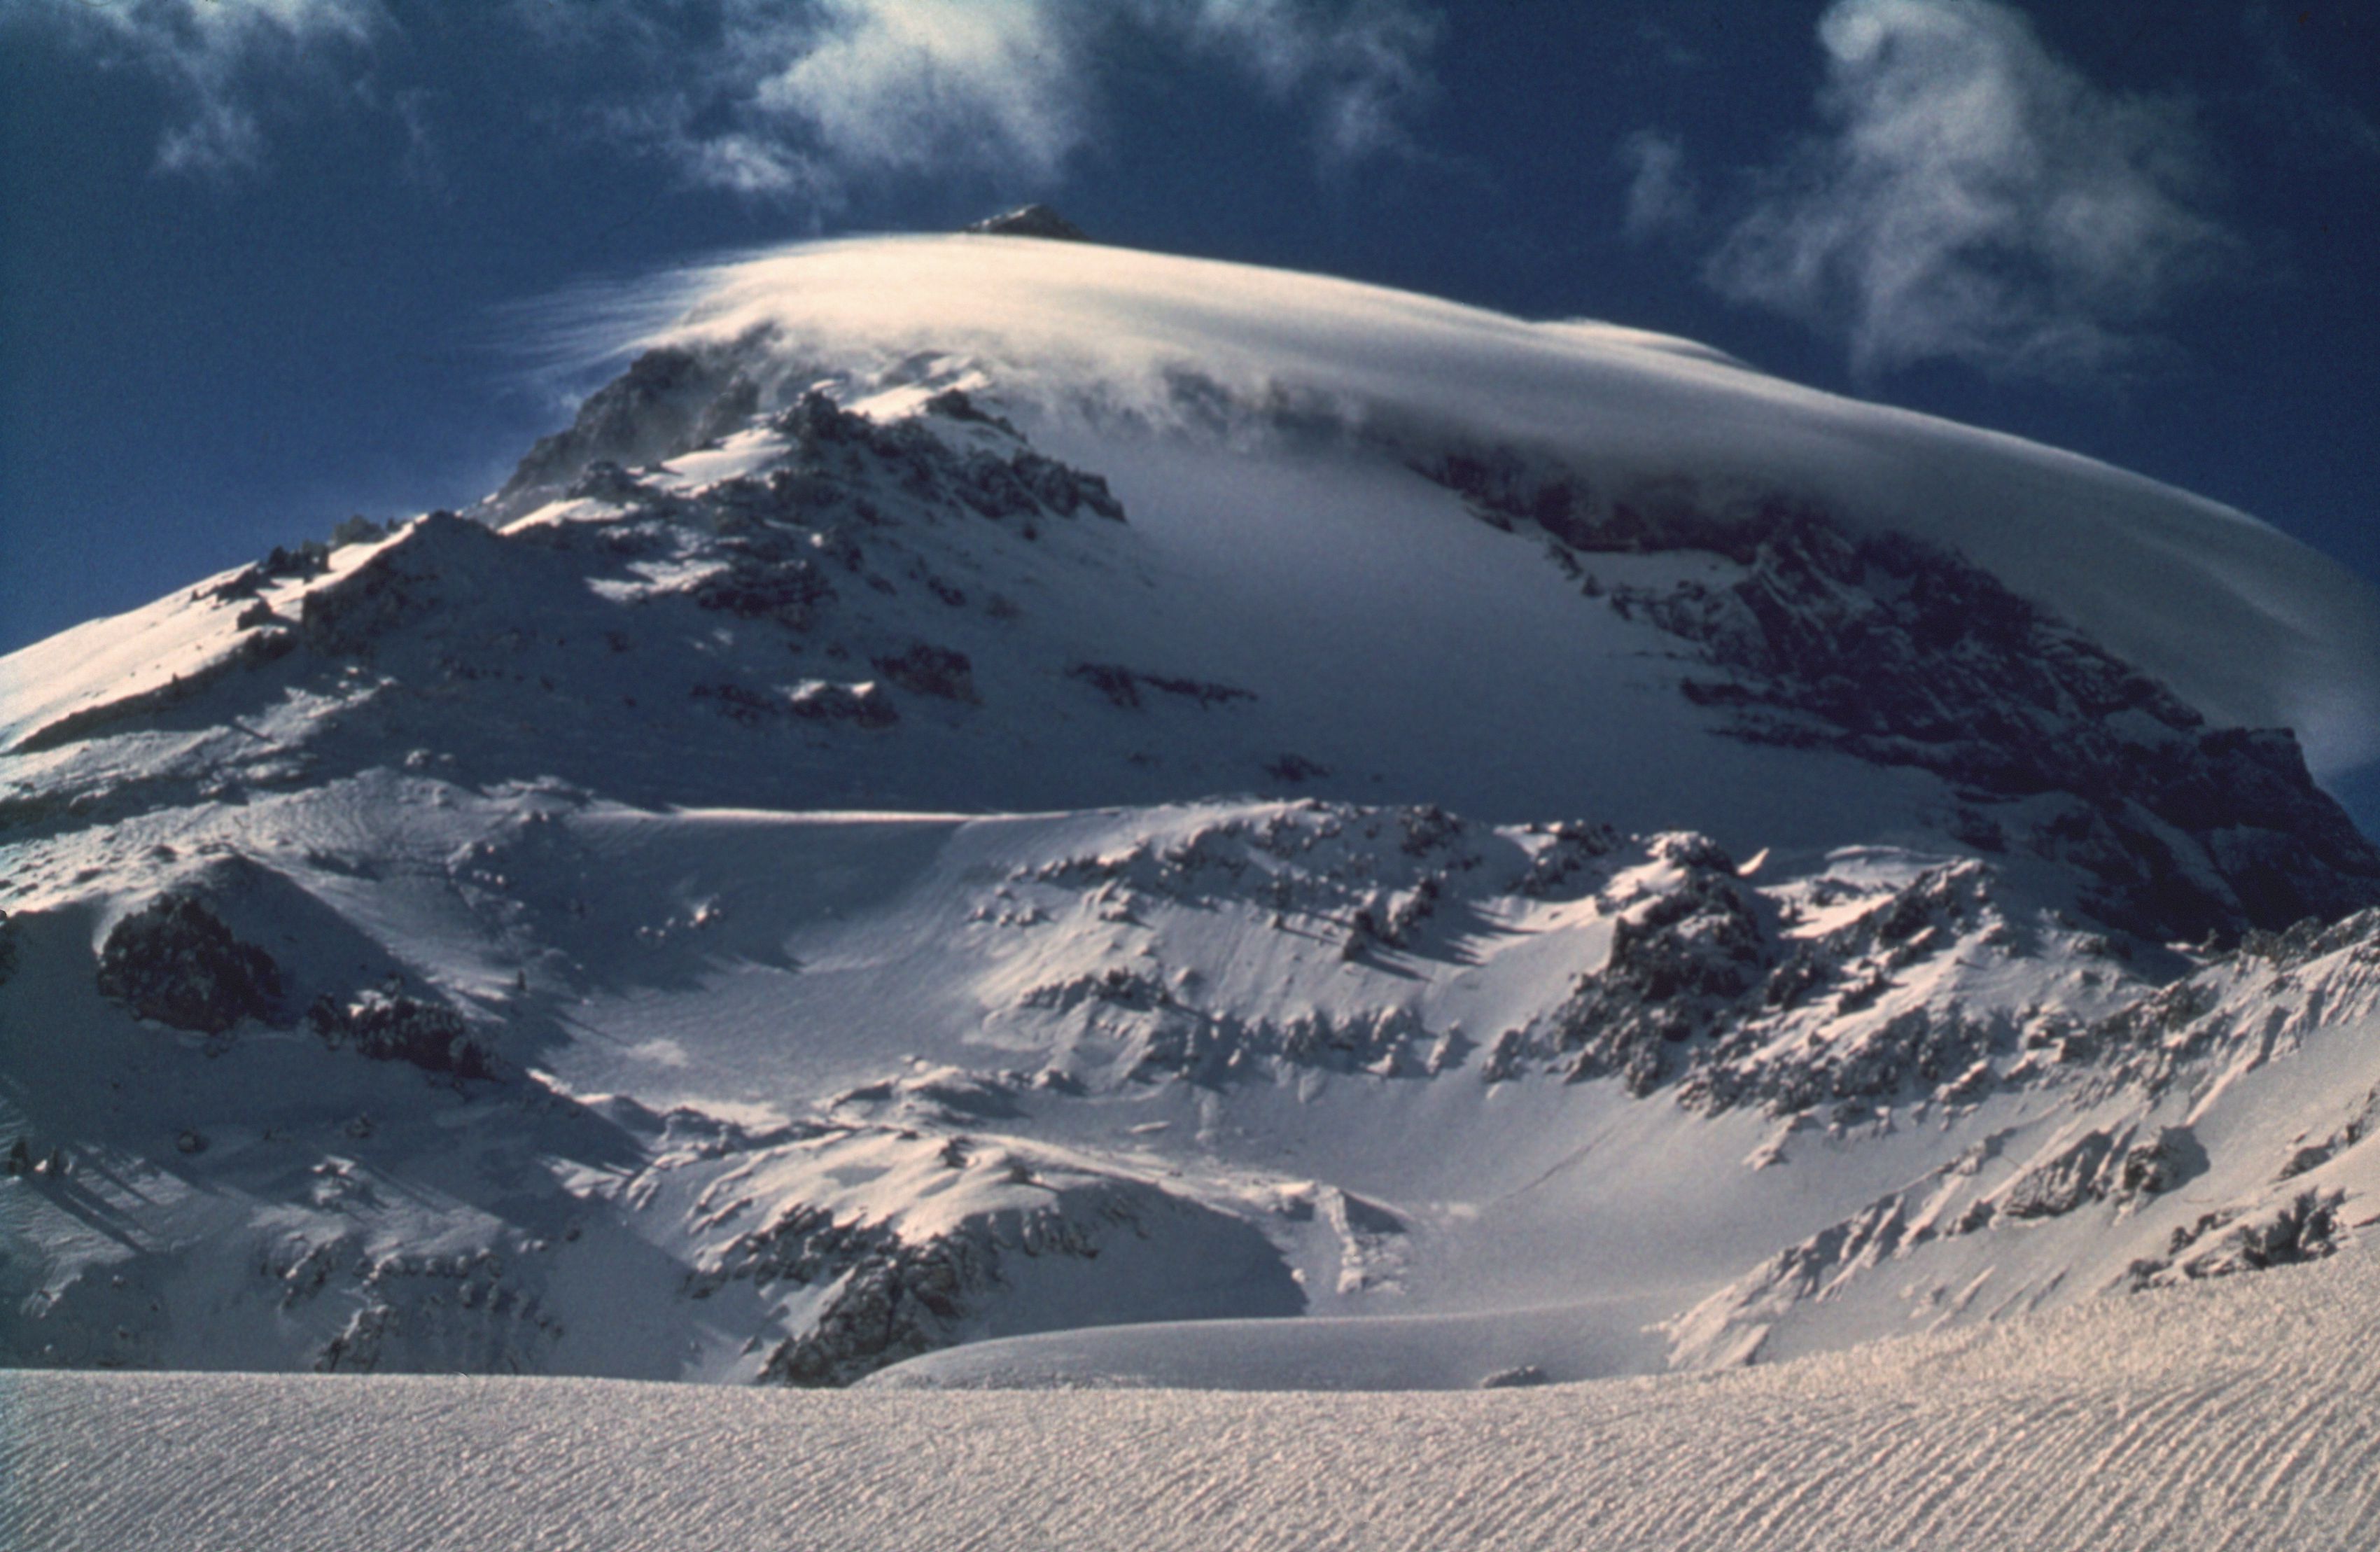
[6,230,2380,1402]
[9,1243,2377,1552]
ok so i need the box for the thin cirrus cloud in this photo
[664,0,1443,195]
[17,0,384,176]
[18,0,1440,194]
[1681,0,2239,382]
[1617,129,1697,244]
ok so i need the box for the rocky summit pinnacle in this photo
[965,204,1089,242]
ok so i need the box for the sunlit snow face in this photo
[546,234,2380,778]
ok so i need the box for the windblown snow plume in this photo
[551,232,2380,774]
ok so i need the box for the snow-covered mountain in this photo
[6,227,2380,1392]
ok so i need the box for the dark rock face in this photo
[963,204,1089,242]
[493,346,757,519]
[789,680,899,727]
[1068,662,1254,711]
[692,552,834,624]
[309,987,492,1079]
[757,1234,989,1388]
[94,895,282,1035]
[299,511,502,659]
[1422,452,2380,945]
[755,391,1125,527]
[1637,512,2380,942]
[874,643,978,704]
[1552,834,1774,1096]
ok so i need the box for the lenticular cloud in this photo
[550,233,2380,774]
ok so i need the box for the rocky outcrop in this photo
[964,204,1090,242]
[1634,512,2380,942]
[1068,662,1254,711]
[1422,452,2380,946]
[308,986,493,1079]
[94,895,282,1035]
[298,511,504,659]
[1553,834,1773,1096]
[873,643,979,704]
[491,345,761,519]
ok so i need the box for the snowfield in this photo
[8,1242,2376,1551]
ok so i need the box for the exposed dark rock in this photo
[94,895,283,1035]
[330,515,389,548]
[756,1235,989,1388]
[1595,503,2377,944]
[1068,662,1254,710]
[964,204,1089,242]
[262,543,329,581]
[1512,820,1623,900]
[309,986,492,1079]
[766,391,1124,525]
[1417,451,2380,944]
[2118,1125,2204,1199]
[873,643,978,704]
[493,345,757,517]
[1999,1129,2120,1219]
[206,566,267,603]
[2135,1188,2346,1287]
[692,554,834,624]
[1553,834,1773,1096]
[300,512,503,658]
[789,680,898,727]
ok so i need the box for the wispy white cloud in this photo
[1168,0,1441,161]
[20,0,1436,194]
[686,0,1441,193]
[1702,0,2237,380]
[20,0,382,176]
[1618,130,1696,244]
[738,0,1088,183]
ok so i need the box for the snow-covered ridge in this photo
[561,233,2380,774]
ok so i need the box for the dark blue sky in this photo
[5,0,2377,684]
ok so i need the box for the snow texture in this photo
[6,1245,2377,1551]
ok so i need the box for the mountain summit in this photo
[963,204,1090,241]
[5,239,2380,1389]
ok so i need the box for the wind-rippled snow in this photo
[8,1245,2374,1551]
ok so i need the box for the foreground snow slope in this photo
[9,1243,2376,1552]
